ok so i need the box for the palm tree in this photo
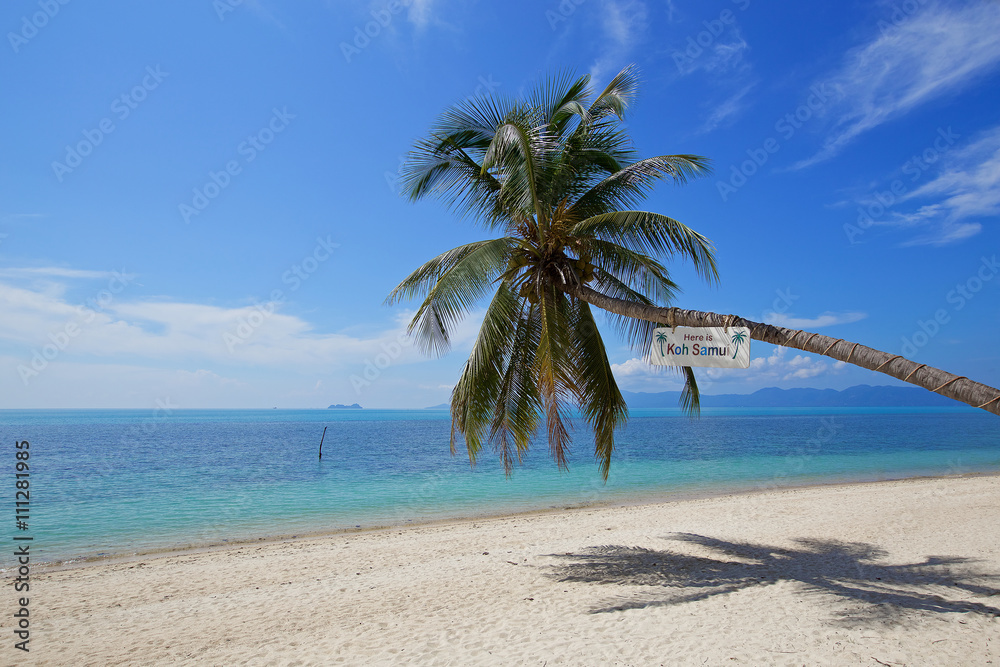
[387,65,1000,478]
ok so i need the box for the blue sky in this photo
[2,0,998,409]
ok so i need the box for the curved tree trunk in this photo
[560,282,1000,416]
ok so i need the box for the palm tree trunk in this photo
[561,283,1000,416]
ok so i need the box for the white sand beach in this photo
[16,475,1000,665]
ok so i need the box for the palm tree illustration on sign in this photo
[655,331,669,357]
[730,330,747,359]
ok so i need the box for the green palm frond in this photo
[588,64,639,120]
[594,284,675,356]
[679,366,701,416]
[585,239,680,305]
[450,282,531,464]
[531,70,592,138]
[386,237,516,356]
[482,116,553,227]
[572,155,712,218]
[532,284,580,469]
[571,300,628,479]
[571,211,719,285]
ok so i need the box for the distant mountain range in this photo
[424,385,960,410]
[622,384,956,408]
[328,403,363,409]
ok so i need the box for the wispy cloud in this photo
[899,220,983,247]
[664,0,679,23]
[667,10,754,134]
[895,125,1000,245]
[854,124,1000,245]
[589,0,648,85]
[406,0,435,29]
[793,1,1000,170]
[674,30,749,77]
[241,0,289,32]
[0,267,125,281]
[764,311,867,329]
[698,82,755,134]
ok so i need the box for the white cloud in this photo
[611,345,848,392]
[0,271,489,407]
[610,356,657,378]
[705,346,848,382]
[407,0,434,28]
[609,356,688,393]
[795,1,1000,169]
[764,311,867,329]
[589,0,648,85]
[0,277,485,379]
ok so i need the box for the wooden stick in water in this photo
[319,426,327,460]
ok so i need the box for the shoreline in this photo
[30,469,1000,573]
[22,473,1000,665]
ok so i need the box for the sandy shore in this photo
[10,475,1000,665]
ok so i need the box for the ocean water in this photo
[1,407,997,564]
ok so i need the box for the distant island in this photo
[328,403,363,409]
[425,385,964,410]
[424,403,450,410]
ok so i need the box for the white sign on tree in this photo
[649,327,751,369]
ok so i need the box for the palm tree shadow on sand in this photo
[546,533,1000,626]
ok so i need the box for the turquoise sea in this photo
[1,407,998,564]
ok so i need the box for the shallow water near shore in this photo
[1,407,997,563]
